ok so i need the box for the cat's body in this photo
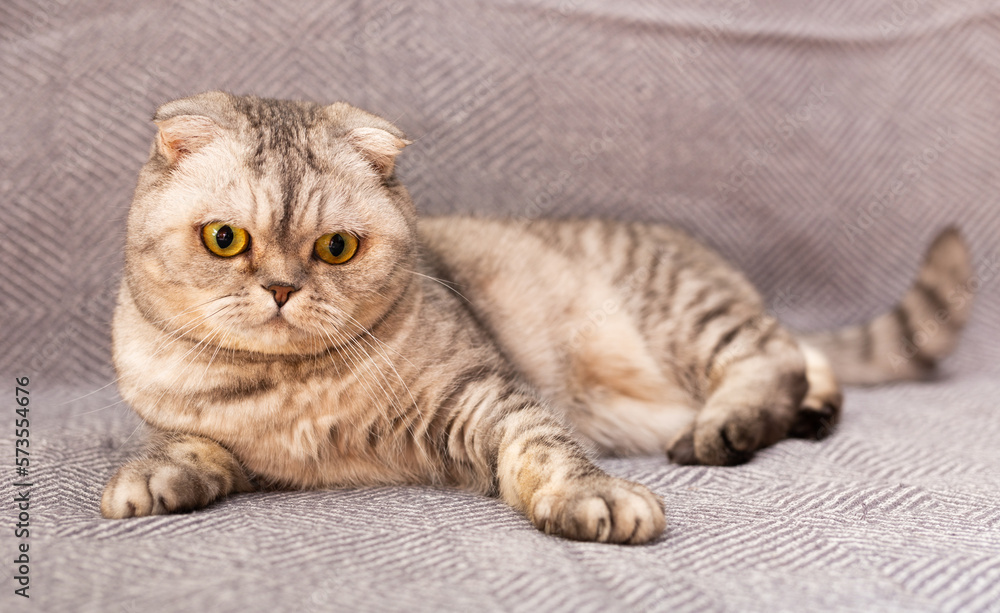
[102,92,974,544]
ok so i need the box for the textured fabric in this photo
[2,1,999,611]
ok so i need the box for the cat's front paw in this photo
[101,461,222,519]
[529,477,666,544]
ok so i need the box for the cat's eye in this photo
[314,232,359,265]
[202,222,250,257]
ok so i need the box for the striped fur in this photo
[102,93,971,545]
[798,228,974,385]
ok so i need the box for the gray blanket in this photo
[2,1,999,611]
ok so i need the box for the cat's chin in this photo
[225,333,321,356]
[215,317,328,356]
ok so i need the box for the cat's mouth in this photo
[263,312,294,327]
[227,311,321,355]
[242,308,297,334]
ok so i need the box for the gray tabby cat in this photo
[101,92,974,544]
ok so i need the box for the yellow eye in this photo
[314,232,359,264]
[202,222,250,257]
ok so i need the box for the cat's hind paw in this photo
[788,401,840,440]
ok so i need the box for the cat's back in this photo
[421,216,693,276]
[418,215,747,296]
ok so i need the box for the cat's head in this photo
[123,91,415,355]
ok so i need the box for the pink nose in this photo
[266,284,297,307]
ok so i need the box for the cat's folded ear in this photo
[345,126,411,177]
[324,102,411,177]
[152,91,233,165]
[154,115,222,165]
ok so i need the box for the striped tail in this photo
[797,227,974,385]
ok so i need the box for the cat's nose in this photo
[265,283,298,308]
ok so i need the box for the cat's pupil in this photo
[329,234,345,256]
[216,226,234,249]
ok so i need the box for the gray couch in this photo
[2,1,999,611]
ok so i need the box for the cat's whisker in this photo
[333,328,433,462]
[62,379,122,407]
[90,305,237,418]
[144,310,219,353]
[201,320,237,378]
[305,299,417,370]
[337,319,436,463]
[75,314,231,417]
[310,312,417,438]
[324,333,389,417]
[309,304,415,396]
[146,302,239,359]
[326,315,420,440]
[125,321,234,442]
[119,317,233,439]
[74,396,132,417]
[303,304,421,442]
[118,416,148,449]
[337,312,419,406]
[401,268,472,304]
[313,323,393,421]
[145,294,241,328]
[152,298,242,339]
[61,297,242,407]
[174,311,235,367]
[326,324,402,416]
[332,307,417,369]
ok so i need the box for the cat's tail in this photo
[796,227,974,385]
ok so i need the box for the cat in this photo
[100,91,974,544]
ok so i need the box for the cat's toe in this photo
[530,478,666,544]
[101,466,155,519]
[691,419,758,466]
[666,429,698,465]
[146,464,212,513]
[788,402,839,440]
[719,426,756,464]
